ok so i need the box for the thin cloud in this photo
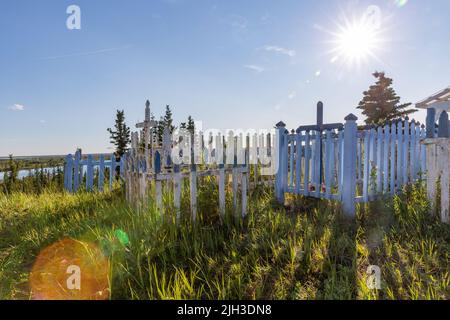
[224,14,248,30]
[288,91,297,99]
[264,45,296,57]
[8,104,24,111]
[38,45,132,60]
[244,64,264,73]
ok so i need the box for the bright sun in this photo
[336,21,378,61]
[327,7,387,68]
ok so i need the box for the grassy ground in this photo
[0,182,448,300]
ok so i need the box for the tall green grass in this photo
[0,182,448,300]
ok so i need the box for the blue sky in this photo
[0,0,449,156]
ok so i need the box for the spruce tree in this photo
[4,155,18,193]
[107,110,131,157]
[357,72,416,125]
[163,105,175,133]
[187,116,195,135]
[156,116,165,145]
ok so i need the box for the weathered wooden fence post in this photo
[190,134,198,222]
[73,150,81,192]
[438,111,449,138]
[98,154,105,192]
[154,151,163,215]
[86,154,94,191]
[437,111,449,223]
[218,134,226,218]
[424,108,449,223]
[342,114,358,217]
[426,108,436,138]
[173,164,182,223]
[275,121,287,204]
[241,149,248,218]
[425,109,437,208]
[64,154,73,192]
[109,155,116,190]
[389,122,397,194]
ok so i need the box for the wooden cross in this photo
[296,102,343,186]
[136,100,158,169]
[136,100,158,130]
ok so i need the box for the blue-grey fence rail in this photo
[63,105,448,222]
[275,112,432,217]
[64,150,125,192]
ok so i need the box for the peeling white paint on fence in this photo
[64,101,449,224]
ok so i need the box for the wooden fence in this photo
[64,150,125,192]
[123,130,276,222]
[423,108,450,222]
[63,105,449,223]
[275,114,428,216]
[275,108,449,222]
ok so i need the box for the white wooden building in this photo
[416,86,450,121]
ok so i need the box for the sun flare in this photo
[327,6,387,68]
[336,21,378,60]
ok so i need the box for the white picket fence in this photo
[123,130,276,222]
[276,107,449,222]
[64,150,124,192]
[64,102,449,223]
[276,114,428,216]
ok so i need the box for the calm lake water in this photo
[0,167,63,181]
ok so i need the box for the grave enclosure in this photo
[64,100,450,223]
[123,110,278,222]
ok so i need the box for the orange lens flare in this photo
[30,238,110,300]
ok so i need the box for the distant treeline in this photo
[1,155,64,194]
[0,156,65,172]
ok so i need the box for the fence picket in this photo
[242,154,248,218]
[73,150,81,191]
[252,133,258,185]
[289,136,295,188]
[414,124,421,178]
[99,155,105,192]
[325,130,332,199]
[154,151,162,214]
[397,121,403,189]
[295,132,302,194]
[304,131,311,196]
[410,121,416,179]
[420,125,426,173]
[376,126,383,193]
[64,154,73,192]
[337,129,344,196]
[218,164,226,217]
[403,118,410,183]
[329,130,336,193]
[275,122,286,202]
[369,128,376,197]
[109,155,115,191]
[383,124,390,193]
[438,143,449,223]
[314,131,321,197]
[86,154,94,192]
[363,129,370,201]
[342,114,358,216]
[174,164,181,223]
[190,164,197,222]
[390,122,397,194]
